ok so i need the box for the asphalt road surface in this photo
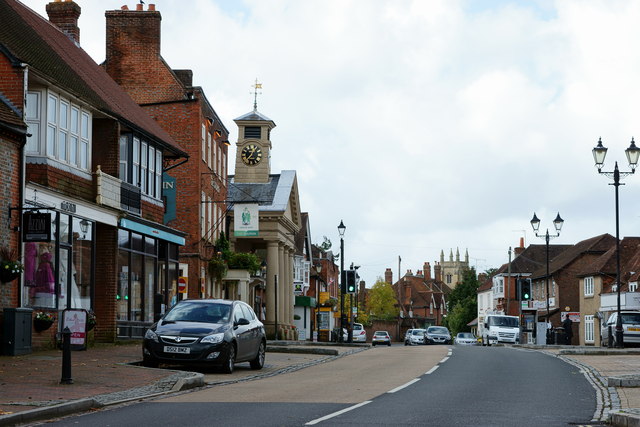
[45,345,597,427]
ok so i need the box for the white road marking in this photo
[439,356,449,364]
[387,378,421,393]
[425,365,439,375]
[305,400,372,425]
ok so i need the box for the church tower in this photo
[233,81,276,184]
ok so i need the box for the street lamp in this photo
[338,220,346,343]
[592,137,640,348]
[530,211,564,344]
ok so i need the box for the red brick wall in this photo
[25,164,92,202]
[92,119,120,176]
[94,224,118,342]
[0,51,24,111]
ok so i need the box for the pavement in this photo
[1,342,640,426]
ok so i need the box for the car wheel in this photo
[372,342,376,346]
[250,341,266,370]
[387,342,391,346]
[142,355,159,368]
[221,343,236,374]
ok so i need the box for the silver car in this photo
[601,311,640,346]
[409,329,427,345]
[454,332,478,345]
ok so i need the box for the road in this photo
[46,345,598,426]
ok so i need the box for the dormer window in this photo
[244,126,261,139]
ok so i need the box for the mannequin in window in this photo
[34,243,55,294]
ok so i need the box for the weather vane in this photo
[251,78,262,111]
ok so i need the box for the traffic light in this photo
[346,270,356,293]
[519,278,531,301]
[341,270,357,293]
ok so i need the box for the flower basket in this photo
[0,267,20,283]
[34,312,55,332]
[34,317,53,332]
[87,310,97,331]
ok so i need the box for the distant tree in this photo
[443,268,479,336]
[368,280,399,321]
[484,267,498,277]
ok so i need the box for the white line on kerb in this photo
[439,356,449,364]
[305,401,372,425]
[387,378,420,393]
[425,365,439,375]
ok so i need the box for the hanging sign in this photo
[234,203,259,236]
[22,212,51,242]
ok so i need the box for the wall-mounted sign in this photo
[234,203,259,236]
[22,212,51,242]
[178,276,187,294]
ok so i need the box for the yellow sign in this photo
[319,292,330,304]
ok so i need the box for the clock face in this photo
[241,144,263,165]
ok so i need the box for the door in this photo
[232,303,251,360]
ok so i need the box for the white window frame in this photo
[201,124,206,162]
[584,276,594,297]
[493,276,504,298]
[630,281,638,292]
[200,191,206,238]
[584,315,594,343]
[207,132,212,168]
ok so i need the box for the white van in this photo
[481,314,520,346]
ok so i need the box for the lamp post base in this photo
[615,329,625,348]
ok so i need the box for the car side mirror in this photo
[235,318,250,326]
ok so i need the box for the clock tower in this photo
[233,108,276,184]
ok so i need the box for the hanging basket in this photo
[33,318,53,332]
[0,268,19,283]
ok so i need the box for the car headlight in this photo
[144,329,159,342]
[201,333,224,344]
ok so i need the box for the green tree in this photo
[443,268,479,336]
[368,279,399,321]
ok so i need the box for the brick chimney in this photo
[434,262,442,282]
[46,0,81,44]
[384,268,392,284]
[514,237,525,256]
[423,262,431,280]
[104,3,161,93]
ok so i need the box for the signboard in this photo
[22,212,51,242]
[162,173,177,224]
[561,312,580,322]
[178,276,187,294]
[294,282,303,295]
[234,203,259,236]
[62,309,87,350]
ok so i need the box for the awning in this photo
[295,296,316,307]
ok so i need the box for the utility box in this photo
[3,308,33,356]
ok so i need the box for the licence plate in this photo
[164,346,190,354]
[628,327,640,331]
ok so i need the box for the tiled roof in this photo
[227,171,297,212]
[496,244,572,275]
[532,233,615,279]
[0,93,26,133]
[0,0,186,157]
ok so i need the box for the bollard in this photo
[608,325,613,348]
[60,326,73,384]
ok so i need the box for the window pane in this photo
[156,151,162,198]
[131,232,143,252]
[117,250,129,320]
[47,125,56,156]
[59,101,68,130]
[81,112,89,138]
[47,95,57,124]
[26,92,39,119]
[118,229,130,249]
[70,107,79,133]
[71,219,92,310]
[148,146,155,197]
[60,214,70,244]
[81,141,88,169]
[26,123,39,153]
[31,241,56,308]
[70,136,78,165]
[58,131,67,161]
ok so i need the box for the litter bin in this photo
[553,327,565,345]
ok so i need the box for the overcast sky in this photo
[20,0,640,287]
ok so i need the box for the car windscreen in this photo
[621,313,640,324]
[412,330,425,335]
[374,332,388,336]
[428,327,448,334]
[353,324,363,330]
[488,316,518,327]
[163,302,230,323]
[458,333,474,338]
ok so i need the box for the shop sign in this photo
[22,212,51,242]
[234,203,259,236]
[62,309,87,350]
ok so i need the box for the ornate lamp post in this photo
[338,220,346,343]
[530,212,564,344]
[592,137,640,348]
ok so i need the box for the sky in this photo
[19,0,640,287]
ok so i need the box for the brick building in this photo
[0,0,188,348]
[102,3,229,302]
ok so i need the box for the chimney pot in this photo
[121,5,129,10]
[148,4,156,11]
[136,3,143,10]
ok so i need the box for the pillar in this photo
[266,241,279,327]
[278,243,286,326]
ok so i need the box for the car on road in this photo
[404,329,414,345]
[352,323,367,342]
[425,326,451,344]
[454,332,478,345]
[409,328,427,345]
[142,299,266,374]
[372,330,392,346]
[601,311,640,346]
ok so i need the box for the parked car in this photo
[404,329,415,345]
[352,323,367,342]
[454,332,478,345]
[601,311,640,347]
[142,299,266,374]
[409,328,427,345]
[425,326,451,344]
[372,330,391,346]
